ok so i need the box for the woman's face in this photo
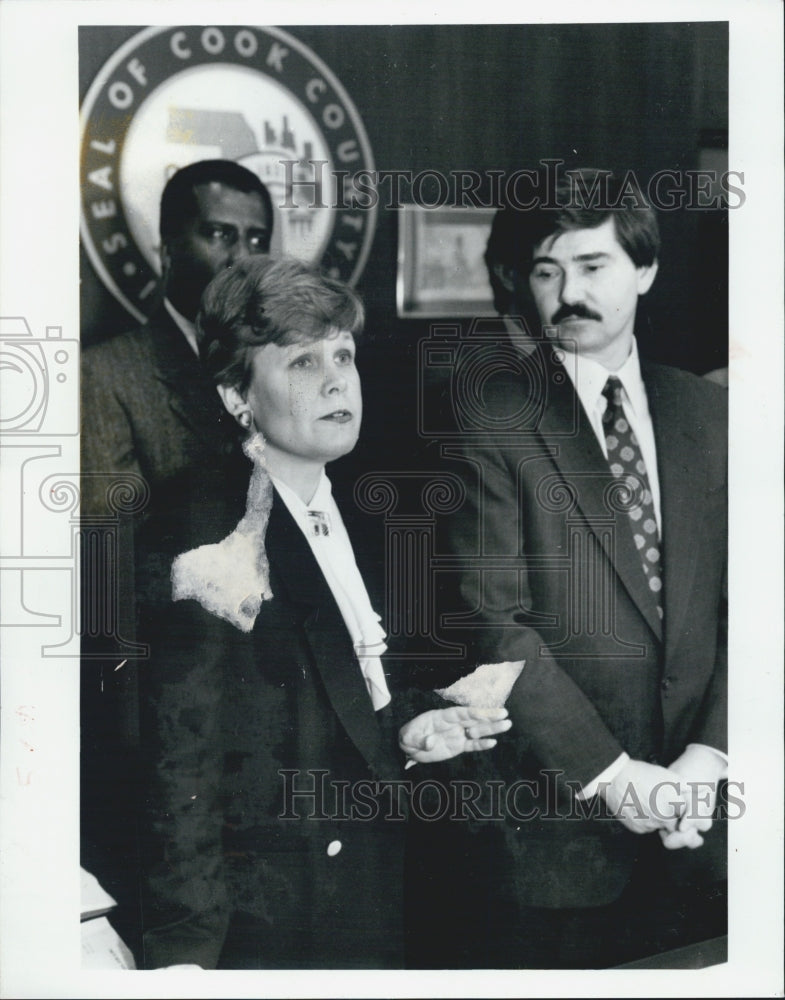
[244,329,362,472]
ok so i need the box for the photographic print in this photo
[0,3,782,998]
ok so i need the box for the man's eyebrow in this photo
[574,251,612,262]
[531,251,612,266]
[202,220,270,231]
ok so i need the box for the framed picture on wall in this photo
[396,205,497,317]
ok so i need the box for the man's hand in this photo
[600,759,687,835]
[399,706,512,763]
[658,744,727,850]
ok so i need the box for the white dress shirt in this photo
[164,298,200,357]
[271,472,392,711]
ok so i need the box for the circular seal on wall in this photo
[80,25,376,321]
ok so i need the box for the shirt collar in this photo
[271,469,332,518]
[559,336,646,417]
[612,338,647,417]
[164,298,199,357]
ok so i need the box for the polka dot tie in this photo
[601,376,663,622]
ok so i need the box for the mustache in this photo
[551,303,603,324]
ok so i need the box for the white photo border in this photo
[0,1,782,997]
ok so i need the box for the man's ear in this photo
[636,259,659,295]
[491,262,517,294]
[216,383,247,420]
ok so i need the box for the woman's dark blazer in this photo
[136,477,408,970]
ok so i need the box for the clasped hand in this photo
[399,706,512,763]
[600,746,725,849]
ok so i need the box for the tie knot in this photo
[602,376,625,414]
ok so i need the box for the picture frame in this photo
[396,205,497,317]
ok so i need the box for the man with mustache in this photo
[426,168,727,967]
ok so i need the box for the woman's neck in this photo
[263,448,324,505]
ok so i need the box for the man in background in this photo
[80,160,273,961]
[81,158,273,518]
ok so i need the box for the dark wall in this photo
[79,22,729,471]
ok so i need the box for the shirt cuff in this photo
[577,751,630,800]
[686,743,729,776]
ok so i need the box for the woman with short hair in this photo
[137,256,511,970]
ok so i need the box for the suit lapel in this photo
[331,473,385,615]
[147,309,229,452]
[642,362,707,654]
[535,347,663,639]
[264,496,392,775]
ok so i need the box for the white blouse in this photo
[272,472,392,711]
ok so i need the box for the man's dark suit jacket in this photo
[80,306,238,519]
[135,477,408,969]
[429,339,727,913]
[79,308,245,953]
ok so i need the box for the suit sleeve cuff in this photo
[576,752,630,800]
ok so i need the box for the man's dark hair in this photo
[486,168,660,313]
[159,159,274,241]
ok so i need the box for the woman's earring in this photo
[238,411,252,430]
